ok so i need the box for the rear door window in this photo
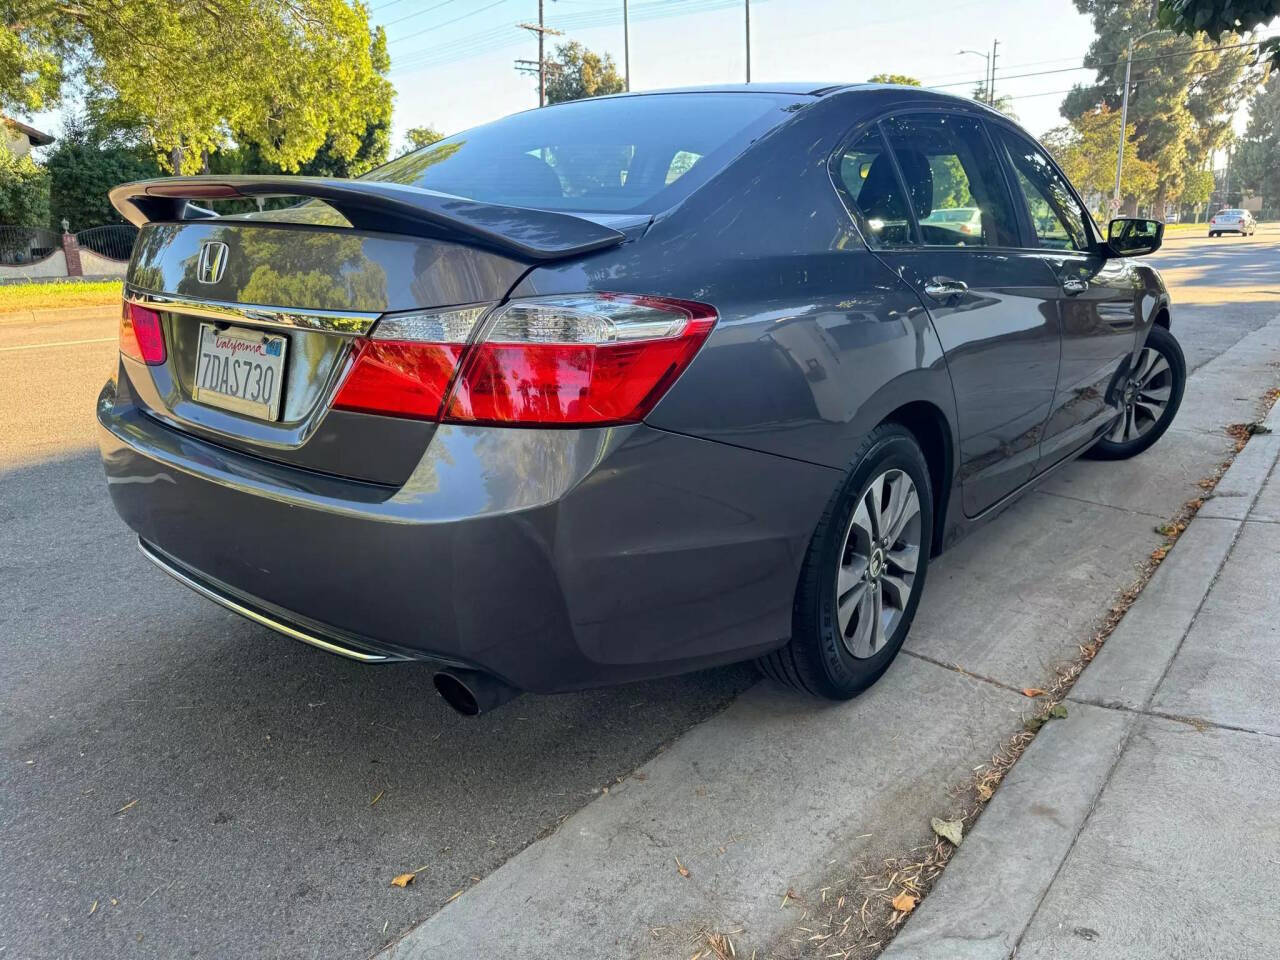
[835,126,918,247]
[879,113,1021,248]
[362,93,803,213]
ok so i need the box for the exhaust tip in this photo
[433,672,481,716]
[433,668,519,716]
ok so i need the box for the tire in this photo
[1085,325,1186,461]
[759,424,933,699]
[1209,231,1218,237]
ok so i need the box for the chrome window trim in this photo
[125,286,380,337]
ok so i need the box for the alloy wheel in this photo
[835,468,922,659]
[1110,346,1173,444]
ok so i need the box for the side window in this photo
[999,132,1090,251]
[880,113,1020,248]
[835,126,917,247]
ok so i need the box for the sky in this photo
[379,0,1102,145]
[21,0,1279,154]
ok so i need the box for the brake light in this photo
[332,305,489,420]
[120,300,166,364]
[443,294,717,426]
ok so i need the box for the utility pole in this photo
[1113,28,1164,211]
[988,38,998,106]
[744,0,751,83]
[517,0,562,107]
[623,0,630,91]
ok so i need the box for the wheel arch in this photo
[881,400,953,557]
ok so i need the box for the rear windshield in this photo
[361,92,805,214]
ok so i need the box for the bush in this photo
[44,132,160,231]
[0,144,51,227]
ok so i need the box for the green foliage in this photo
[971,82,1018,119]
[544,42,625,105]
[0,12,66,113]
[1064,0,1262,213]
[0,142,50,226]
[1158,0,1280,67]
[44,119,162,229]
[4,1,392,175]
[1180,165,1215,206]
[1233,73,1280,208]
[1041,106,1157,209]
[401,126,445,157]
[868,74,922,86]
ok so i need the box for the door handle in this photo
[1062,277,1089,295]
[923,277,968,302]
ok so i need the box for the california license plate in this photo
[193,323,288,421]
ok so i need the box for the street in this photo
[3,226,1279,959]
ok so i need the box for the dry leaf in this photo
[891,890,917,913]
[675,857,690,878]
[89,900,98,916]
[931,817,964,846]
[1021,687,1046,698]
[116,799,137,815]
[977,784,994,802]
[370,790,384,807]
[390,873,415,888]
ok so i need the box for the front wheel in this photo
[1085,325,1186,461]
[759,424,933,699]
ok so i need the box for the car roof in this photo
[595,82,1013,117]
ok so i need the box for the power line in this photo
[390,0,512,46]
[382,0,465,30]
[927,38,1267,93]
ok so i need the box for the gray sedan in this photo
[99,84,1185,713]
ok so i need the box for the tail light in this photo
[333,294,716,427]
[120,300,166,364]
[444,294,717,426]
[332,305,489,420]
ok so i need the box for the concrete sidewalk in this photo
[883,392,1280,959]
[376,317,1280,959]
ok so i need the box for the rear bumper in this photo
[98,370,840,693]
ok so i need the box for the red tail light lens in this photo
[443,295,717,426]
[119,301,166,365]
[332,306,490,420]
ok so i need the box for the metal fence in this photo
[0,226,61,266]
[76,224,139,262]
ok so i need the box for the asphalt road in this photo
[2,226,1278,960]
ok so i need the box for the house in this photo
[2,117,55,158]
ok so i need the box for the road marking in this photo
[0,336,116,353]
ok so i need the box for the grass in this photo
[0,279,122,314]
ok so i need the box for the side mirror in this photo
[1106,217,1164,257]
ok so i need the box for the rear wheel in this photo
[1085,325,1185,461]
[759,424,933,699]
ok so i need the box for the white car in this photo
[1209,208,1256,237]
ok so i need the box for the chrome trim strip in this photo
[137,539,390,662]
[125,287,380,336]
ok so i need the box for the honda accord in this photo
[99,83,1184,714]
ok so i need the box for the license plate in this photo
[193,323,288,421]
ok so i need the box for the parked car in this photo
[921,205,982,239]
[1209,208,1256,237]
[100,84,1185,714]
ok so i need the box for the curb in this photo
[879,362,1280,959]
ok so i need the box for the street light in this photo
[958,48,992,105]
[1113,28,1167,211]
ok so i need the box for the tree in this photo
[3,1,393,175]
[1062,0,1260,216]
[1233,73,1280,211]
[867,74,921,86]
[401,126,445,155]
[1158,0,1280,68]
[543,42,625,105]
[1180,165,1215,211]
[43,117,162,229]
[971,82,1018,119]
[0,143,50,227]
[1041,107,1157,215]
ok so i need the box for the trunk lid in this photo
[112,177,629,486]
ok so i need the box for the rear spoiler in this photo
[108,175,627,262]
